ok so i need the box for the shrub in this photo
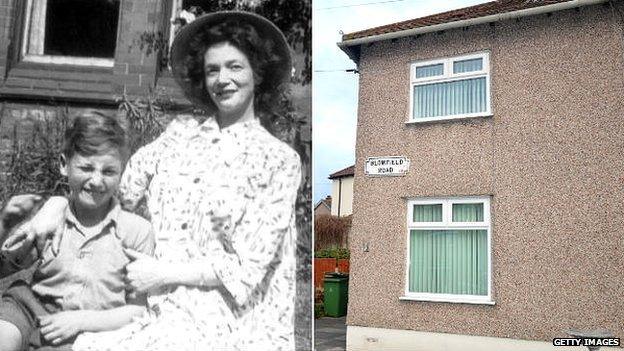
[314,246,350,259]
[0,108,69,204]
[314,303,326,319]
[314,214,351,251]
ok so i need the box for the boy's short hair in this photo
[62,110,128,160]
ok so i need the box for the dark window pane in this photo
[44,0,120,58]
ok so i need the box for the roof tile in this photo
[329,165,355,179]
[342,0,574,41]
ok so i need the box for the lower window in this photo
[404,197,492,304]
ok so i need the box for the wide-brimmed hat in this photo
[170,11,292,111]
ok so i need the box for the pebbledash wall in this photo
[346,3,624,351]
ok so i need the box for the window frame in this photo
[407,52,492,123]
[167,0,184,56]
[401,196,493,305]
[20,0,119,68]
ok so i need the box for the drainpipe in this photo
[337,178,342,217]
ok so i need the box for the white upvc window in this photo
[408,52,491,123]
[401,197,493,304]
[21,0,120,67]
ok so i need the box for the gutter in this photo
[338,0,609,64]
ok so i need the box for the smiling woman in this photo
[203,43,256,125]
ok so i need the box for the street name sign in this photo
[365,156,410,176]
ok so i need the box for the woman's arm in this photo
[0,194,43,246]
[167,150,302,303]
[0,229,38,276]
[26,196,68,254]
[123,249,218,292]
[0,195,47,276]
[123,151,302,298]
[209,152,301,306]
[117,115,193,213]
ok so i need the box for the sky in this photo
[312,0,490,204]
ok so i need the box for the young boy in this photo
[0,111,155,351]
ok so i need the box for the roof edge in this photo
[338,0,608,63]
[328,165,355,179]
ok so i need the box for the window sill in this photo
[406,113,493,124]
[1,60,116,103]
[399,295,495,305]
[23,55,114,68]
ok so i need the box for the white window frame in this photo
[408,52,492,123]
[20,0,117,67]
[401,196,493,305]
[168,0,185,54]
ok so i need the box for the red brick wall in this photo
[0,0,15,78]
[0,0,188,105]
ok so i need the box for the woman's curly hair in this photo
[183,19,288,116]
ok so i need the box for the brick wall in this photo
[0,0,15,79]
[0,0,188,105]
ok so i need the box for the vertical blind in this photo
[415,63,444,78]
[452,203,484,222]
[413,77,487,118]
[409,229,488,295]
[413,204,443,222]
[453,58,483,74]
[409,203,488,295]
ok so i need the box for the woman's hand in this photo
[11,196,68,255]
[1,194,42,228]
[39,310,88,345]
[124,248,167,294]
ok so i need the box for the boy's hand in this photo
[39,310,87,345]
[1,194,42,228]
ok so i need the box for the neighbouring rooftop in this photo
[329,165,355,179]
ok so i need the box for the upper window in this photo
[22,0,120,67]
[409,52,491,122]
[403,197,492,304]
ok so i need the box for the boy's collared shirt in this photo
[32,199,154,311]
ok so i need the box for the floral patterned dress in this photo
[72,115,301,351]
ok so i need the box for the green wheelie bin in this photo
[323,272,349,317]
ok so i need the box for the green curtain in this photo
[416,63,443,78]
[413,204,443,222]
[409,229,487,295]
[409,202,488,296]
[413,77,487,119]
[452,203,484,222]
[453,58,483,74]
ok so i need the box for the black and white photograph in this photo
[0,0,310,350]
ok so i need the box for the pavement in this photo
[315,316,347,351]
